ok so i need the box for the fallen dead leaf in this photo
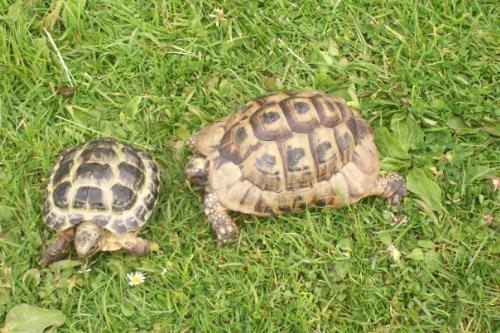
[483,215,493,225]
[491,176,499,191]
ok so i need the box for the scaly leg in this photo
[368,173,407,207]
[39,228,75,267]
[121,235,151,256]
[203,192,239,245]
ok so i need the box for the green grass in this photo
[1,0,499,332]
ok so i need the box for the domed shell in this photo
[203,91,380,215]
[42,139,161,233]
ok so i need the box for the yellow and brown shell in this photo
[192,91,380,215]
[42,139,161,233]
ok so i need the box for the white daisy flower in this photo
[127,272,146,286]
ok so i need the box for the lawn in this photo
[0,0,499,332]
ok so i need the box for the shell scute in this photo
[249,104,292,141]
[122,146,145,169]
[73,186,106,210]
[281,134,316,191]
[205,91,379,215]
[53,160,73,184]
[80,147,118,163]
[46,212,66,230]
[110,218,127,233]
[240,143,283,192]
[75,162,113,183]
[68,213,84,226]
[43,139,160,233]
[219,123,261,164]
[93,215,111,227]
[53,181,72,209]
[279,97,320,133]
[111,184,136,211]
[118,162,145,190]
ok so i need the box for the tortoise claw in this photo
[387,182,407,209]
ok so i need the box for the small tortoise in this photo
[40,139,161,266]
[185,91,406,245]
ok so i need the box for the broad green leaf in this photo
[477,118,500,137]
[424,250,441,270]
[346,83,359,109]
[48,259,83,270]
[218,79,233,95]
[424,129,453,156]
[414,198,438,224]
[65,105,100,125]
[329,88,350,102]
[336,238,353,252]
[432,98,446,110]
[446,115,467,130]
[406,168,443,212]
[333,263,349,280]
[480,125,500,137]
[327,39,340,57]
[120,303,134,317]
[377,232,392,246]
[0,292,9,305]
[174,127,191,141]
[417,240,435,249]
[466,165,496,182]
[1,304,65,333]
[315,73,335,89]
[100,121,127,139]
[446,115,479,135]
[407,248,424,261]
[379,157,412,172]
[319,51,334,66]
[391,114,424,150]
[122,96,142,119]
[0,205,13,222]
[374,127,410,161]
[262,76,283,91]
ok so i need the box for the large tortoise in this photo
[185,91,406,245]
[39,139,161,266]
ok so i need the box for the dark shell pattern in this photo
[43,139,161,233]
[208,91,379,215]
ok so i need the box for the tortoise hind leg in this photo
[367,173,407,207]
[39,228,75,267]
[204,192,239,245]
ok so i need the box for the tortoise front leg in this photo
[120,235,151,256]
[203,192,239,245]
[367,173,407,207]
[39,228,75,267]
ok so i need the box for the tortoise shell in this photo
[42,139,161,233]
[193,91,380,215]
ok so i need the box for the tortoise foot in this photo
[204,192,239,245]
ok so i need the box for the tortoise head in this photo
[185,156,209,186]
[74,221,104,258]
